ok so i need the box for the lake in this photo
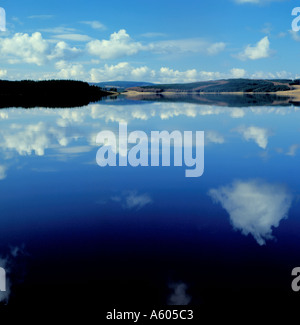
[0,95,300,310]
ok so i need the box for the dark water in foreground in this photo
[0,96,300,312]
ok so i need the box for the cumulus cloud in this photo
[47,40,81,61]
[230,68,246,78]
[209,179,293,245]
[168,283,191,305]
[87,29,144,59]
[89,62,243,84]
[0,32,49,65]
[158,67,198,83]
[86,30,226,60]
[55,60,85,79]
[236,126,270,149]
[90,62,155,83]
[237,36,271,60]
[0,32,81,65]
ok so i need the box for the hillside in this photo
[126,79,299,93]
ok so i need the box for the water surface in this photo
[0,96,300,308]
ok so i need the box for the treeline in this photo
[0,80,111,108]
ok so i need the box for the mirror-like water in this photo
[1,97,300,307]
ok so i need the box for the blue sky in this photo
[0,0,299,83]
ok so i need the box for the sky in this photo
[0,0,299,83]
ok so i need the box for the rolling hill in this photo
[126,79,299,93]
[90,81,154,91]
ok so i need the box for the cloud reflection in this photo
[236,126,270,149]
[111,190,153,210]
[209,179,293,245]
[168,282,191,305]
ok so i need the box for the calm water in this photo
[1,96,300,308]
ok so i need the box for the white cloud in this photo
[90,62,132,81]
[236,126,270,149]
[209,179,293,245]
[55,60,85,79]
[149,38,225,56]
[206,42,226,55]
[250,70,297,79]
[87,29,144,59]
[237,36,271,60]
[199,70,222,80]
[230,68,246,78]
[158,67,198,83]
[47,40,81,61]
[89,62,233,83]
[81,20,106,30]
[87,30,225,60]
[0,69,7,77]
[0,32,49,65]
[168,283,191,305]
[0,32,81,66]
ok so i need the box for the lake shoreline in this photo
[124,85,300,100]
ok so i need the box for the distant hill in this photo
[126,79,300,93]
[0,80,111,108]
[90,81,154,91]
[123,92,295,107]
